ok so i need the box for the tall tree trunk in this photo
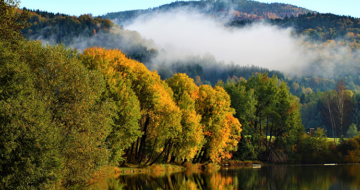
[134,138,139,160]
[193,147,204,163]
[182,159,187,165]
[170,155,176,163]
[145,138,158,164]
[199,148,208,163]
[269,124,273,148]
[164,142,173,163]
[138,115,150,164]
[259,112,262,148]
[149,139,172,165]
[128,142,134,162]
[266,116,269,150]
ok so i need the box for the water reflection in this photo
[118,164,360,190]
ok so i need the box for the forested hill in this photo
[103,0,314,25]
[231,13,360,47]
[20,7,286,86]
[272,13,360,43]
[20,6,360,95]
[20,8,157,63]
[21,9,113,44]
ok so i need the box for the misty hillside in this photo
[14,2,360,138]
[20,3,360,95]
[103,0,314,25]
[21,8,157,63]
[231,13,360,47]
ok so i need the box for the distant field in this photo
[326,138,346,144]
[254,136,345,144]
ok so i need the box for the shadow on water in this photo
[118,164,360,190]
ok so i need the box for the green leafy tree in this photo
[167,73,204,161]
[346,124,359,138]
[20,42,113,186]
[0,41,62,189]
[225,73,303,162]
[224,78,257,160]
[80,47,142,165]
[0,2,62,189]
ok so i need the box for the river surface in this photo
[117,164,360,190]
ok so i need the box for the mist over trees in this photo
[20,3,360,94]
[103,0,314,26]
[1,3,243,188]
[21,8,158,63]
[4,0,360,188]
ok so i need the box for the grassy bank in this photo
[222,160,263,168]
[115,164,186,176]
[86,164,185,189]
[87,161,264,189]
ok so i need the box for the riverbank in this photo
[97,164,360,190]
[87,161,265,189]
[87,164,187,189]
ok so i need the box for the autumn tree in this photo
[20,43,113,186]
[167,73,204,162]
[194,85,242,163]
[80,47,142,165]
[0,2,62,189]
[81,47,182,165]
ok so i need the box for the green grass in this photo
[326,138,347,143]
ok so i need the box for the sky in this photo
[20,0,360,18]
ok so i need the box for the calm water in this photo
[117,164,360,190]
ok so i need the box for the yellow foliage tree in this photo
[167,73,204,161]
[195,85,242,163]
[80,47,141,164]
[81,47,181,164]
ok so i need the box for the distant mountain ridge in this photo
[103,0,315,25]
[230,13,360,47]
[19,2,360,95]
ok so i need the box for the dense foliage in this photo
[157,56,285,86]
[104,0,314,25]
[20,8,157,63]
[4,0,360,188]
[270,13,360,44]
[20,2,360,94]
[224,73,303,162]
[231,13,360,45]
[1,2,243,188]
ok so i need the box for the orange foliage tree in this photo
[167,73,204,161]
[194,85,242,163]
[80,47,181,165]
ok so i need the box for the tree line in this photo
[0,2,306,188]
[3,1,360,189]
[103,0,314,26]
[231,12,360,49]
[1,2,242,188]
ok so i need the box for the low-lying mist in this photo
[125,8,360,78]
[30,25,158,63]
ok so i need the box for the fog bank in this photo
[125,8,360,77]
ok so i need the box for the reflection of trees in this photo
[118,165,360,190]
